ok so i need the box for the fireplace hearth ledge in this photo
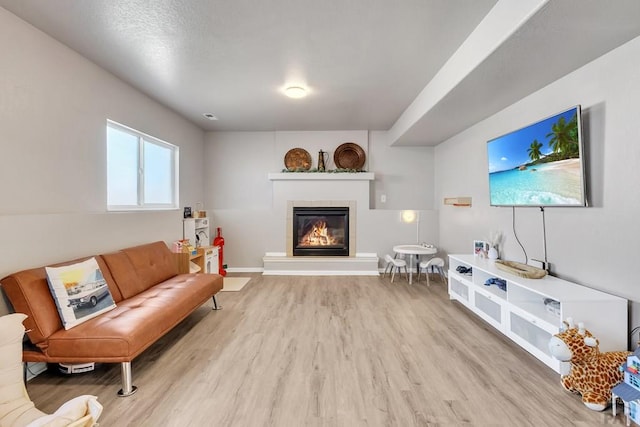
[262,252,379,276]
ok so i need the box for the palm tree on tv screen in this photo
[546,112,579,158]
[527,139,543,161]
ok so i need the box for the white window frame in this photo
[107,120,179,211]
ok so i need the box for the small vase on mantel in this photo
[487,246,499,260]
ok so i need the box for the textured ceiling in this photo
[2,1,640,145]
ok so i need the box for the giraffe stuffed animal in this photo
[548,318,629,411]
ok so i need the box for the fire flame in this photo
[300,220,338,246]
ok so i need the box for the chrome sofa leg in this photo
[212,295,222,310]
[117,362,138,397]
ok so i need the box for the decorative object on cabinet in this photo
[473,240,489,258]
[543,298,561,316]
[487,230,503,259]
[284,148,312,171]
[447,255,627,374]
[484,277,506,291]
[495,259,547,279]
[334,142,365,170]
[193,202,206,218]
[548,319,629,411]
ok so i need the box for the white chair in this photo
[383,254,408,283]
[419,257,446,286]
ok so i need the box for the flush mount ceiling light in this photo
[202,113,218,120]
[284,86,307,99]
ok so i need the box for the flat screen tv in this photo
[487,105,587,207]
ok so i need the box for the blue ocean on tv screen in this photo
[489,160,583,205]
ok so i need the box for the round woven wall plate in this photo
[284,148,312,170]
[334,142,365,170]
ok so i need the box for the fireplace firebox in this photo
[292,207,349,256]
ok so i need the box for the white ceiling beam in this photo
[388,0,548,146]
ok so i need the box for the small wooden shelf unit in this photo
[174,246,216,274]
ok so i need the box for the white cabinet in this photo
[448,254,627,373]
[183,218,211,247]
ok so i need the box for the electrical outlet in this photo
[380,194,386,203]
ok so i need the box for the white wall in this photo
[0,10,205,313]
[203,130,437,269]
[435,35,640,327]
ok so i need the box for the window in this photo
[107,120,179,210]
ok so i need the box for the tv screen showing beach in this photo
[487,106,586,207]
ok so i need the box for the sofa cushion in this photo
[0,256,122,346]
[45,257,116,330]
[101,241,177,300]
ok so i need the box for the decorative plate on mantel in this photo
[334,142,366,170]
[284,148,312,170]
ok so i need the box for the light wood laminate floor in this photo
[26,274,622,426]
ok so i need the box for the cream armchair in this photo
[0,313,102,427]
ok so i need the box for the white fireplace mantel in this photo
[265,171,378,275]
[268,172,374,181]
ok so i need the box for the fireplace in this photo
[292,207,349,256]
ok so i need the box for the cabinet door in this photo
[472,288,505,331]
[507,308,560,372]
[448,272,472,308]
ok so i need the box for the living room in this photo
[2,1,640,425]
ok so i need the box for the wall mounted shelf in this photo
[444,197,472,207]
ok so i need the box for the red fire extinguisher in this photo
[213,227,227,276]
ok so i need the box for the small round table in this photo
[392,244,437,284]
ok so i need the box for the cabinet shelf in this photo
[448,254,627,373]
[174,249,204,274]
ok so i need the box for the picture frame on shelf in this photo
[474,240,489,258]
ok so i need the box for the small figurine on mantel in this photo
[318,150,327,171]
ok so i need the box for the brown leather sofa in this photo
[0,241,223,396]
